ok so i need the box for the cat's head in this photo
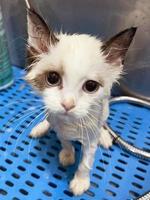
[25,6,136,119]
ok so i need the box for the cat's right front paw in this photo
[30,126,42,138]
[59,148,75,167]
[29,120,50,138]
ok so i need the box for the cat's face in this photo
[26,7,136,119]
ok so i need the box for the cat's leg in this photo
[59,139,75,167]
[99,126,113,148]
[99,99,113,148]
[70,143,97,196]
[30,119,50,138]
[102,98,109,121]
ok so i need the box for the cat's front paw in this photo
[99,126,113,148]
[29,120,50,138]
[70,175,90,196]
[59,148,75,167]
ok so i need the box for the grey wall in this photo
[0,0,150,98]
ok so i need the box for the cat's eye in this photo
[46,71,61,86]
[83,80,100,93]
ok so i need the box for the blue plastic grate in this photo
[0,66,150,200]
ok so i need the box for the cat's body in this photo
[25,0,136,196]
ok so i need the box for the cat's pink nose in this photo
[61,99,75,112]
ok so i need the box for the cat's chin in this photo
[54,111,79,120]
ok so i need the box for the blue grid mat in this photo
[0,66,150,200]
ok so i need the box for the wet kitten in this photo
[25,3,136,196]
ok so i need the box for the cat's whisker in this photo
[3,105,44,151]
[1,99,43,110]
[79,118,84,145]
[27,112,48,162]
[12,107,47,154]
[86,113,110,172]
[81,117,91,148]
[27,137,34,174]
[86,115,100,145]
[87,112,99,124]
[88,108,101,114]
[98,128,113,175]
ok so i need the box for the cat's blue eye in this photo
[46,71,61,86]
[83,80,100,93]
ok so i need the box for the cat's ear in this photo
[101,27,137,66]
[26,0,59,55]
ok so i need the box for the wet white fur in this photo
[27,33,122,195]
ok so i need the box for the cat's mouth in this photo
[58,110,77,119]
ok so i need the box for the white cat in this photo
[25,4,136,196]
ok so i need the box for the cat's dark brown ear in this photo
[26,0,59,56]
[101,27,137,65]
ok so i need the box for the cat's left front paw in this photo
[99,126,113,149]
[59,148,75,167]
[70,175,90,196]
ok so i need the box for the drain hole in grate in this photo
[51,145,59,151]
[29,152,37,157]
[103,153,111,158]
[22,140,29,145]
[25,180,34,187]
[12,173,20,179]
[12,197,20,200]
[129,190,140,198]
[92,173,102,180]
[91,181,99,188]
[37,165,45,171]
[136,167,146,173]
[64,190,73,197]
[85,190,95,197]
[48,182,57,188]
[31,173,40,179]
[0,189,7,196]
[5,181,14,187]
[129,130,138,135]
[58,166,66,172]
[24,159,32,164]
[39,140,46,145]
[42,158,50,164]
[112,173,122,180]
[11,135,17,140]
[132,182,143,189]
[43,190,52,197]
[118,159,127,165]
[53,173,62,180]
[16,130,22,134]
[134,174,145,181]
[115,166,125,172]
[0,166,7,171]
[47,152,55,157]
[99,159,109,165]
[17,166,26,172]
[0,146,6,151]
[5,141,12,145]
[109,181,119,188]
[96,166,105,172]
[122,112,129,116]
[138,160,149,166]
[34,146,42,151]
[11,152,19,158]
[16,146,24,151]
[106,189,116,197]
[120,152,130,158]
[19,189,28,196]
